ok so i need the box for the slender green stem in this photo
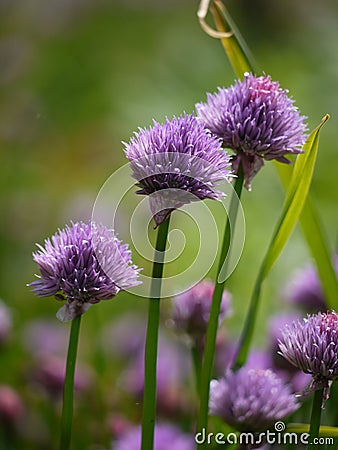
[308,389,324,450]
[60,314,82,450]
[191,343,202,395]
[231,271,263,371]
[141,217,171,450]
[196,167,244,446]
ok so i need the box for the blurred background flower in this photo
[284,256,338,312]
[171,279,231,351]
[209,367,299,431]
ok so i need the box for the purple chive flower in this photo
[113,423,195,450]
[123,113,232,226]
[209,367,299,432]
[172,280,231,348]
[29,221,140,322]
[278,311,338,400]
[196,73,307,189]
[286,258,338,312]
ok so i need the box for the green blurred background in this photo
[0,0,337,447]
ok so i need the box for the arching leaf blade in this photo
[261,115,329,280]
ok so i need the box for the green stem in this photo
[191,343,202,395]
[196,167,244,447]
[308,389,324,450]
[231,271,263,370]
[60,314,82,450]
[141,217,171,450]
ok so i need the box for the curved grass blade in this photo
[233,116,329,370]
[276,165,338,310]
[260,114,330,280]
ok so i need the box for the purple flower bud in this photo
[124,114,232,226]
[172,280,231,346]
[113,423,195,450]
[209,367,299,431]
[196,73,307,189]
[29,221,140,322]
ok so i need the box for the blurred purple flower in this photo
[209,367,298,431]
[113,423,194,450]
[286,258,338,312]
[29,221,140,322]
[245,350,271,371]
[102,313,146,360]
[214,335,271,376]
[0,385,24,426]
[0,299,12,345]
[22,320,92,398]
[124,114,232,226]
[196,73,307,189]
[109,415,133,439]
[32,354,92,398]
[122,336,190,416]
[22,319,68,357]
[172,280,231,348]
[278,311,338,399]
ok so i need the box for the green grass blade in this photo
[233,116,329,370]
[300,201,338,310]
[260,115,329,280]
[276,165,338,310]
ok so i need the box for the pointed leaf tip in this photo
[261,115,329,280]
